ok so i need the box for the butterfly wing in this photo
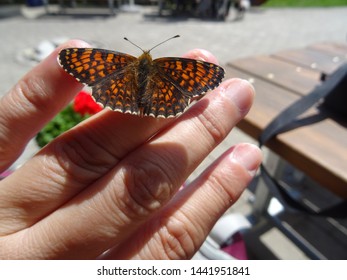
[92,72,139,114]
[140,57,224,117]
[59,48,140,114]
[140,76,191,118]
[154,57,225,98]
[58,48,137,86]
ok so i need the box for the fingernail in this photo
[64,39,91,49]
[223,79,254,115]
[229,143,262,177]
[183,49,219,64]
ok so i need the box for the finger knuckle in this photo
[51,132,116,186]
[158,216,197,259]
[196,107,228,143]
[121,157,175,217]
[14,77,47,114]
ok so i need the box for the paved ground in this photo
[0,4,346,259]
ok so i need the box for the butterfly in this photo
[58,35,225,118]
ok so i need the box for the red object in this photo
[222,232,248,260]
[73,91,102,116]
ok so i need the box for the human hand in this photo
[0,40,262,259]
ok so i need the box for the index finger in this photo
[0,40,90,171]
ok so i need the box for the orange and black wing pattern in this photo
[138,57,224,117]
[154,57,225,98]
[91,72,139,115]
[58,48,136,86]
[140,75,191,118]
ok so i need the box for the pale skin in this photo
[0,40,262,259]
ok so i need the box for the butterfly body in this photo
[134,51,156,110]
[58,45,224,118]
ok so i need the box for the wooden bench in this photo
[224,42,347,259]
[225,42,347,196]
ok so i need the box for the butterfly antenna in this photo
[124,37,145,52]
[149,35,180,52]
[124,35,180,53]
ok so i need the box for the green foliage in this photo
[35,105,89,148]
[264,0,347,7]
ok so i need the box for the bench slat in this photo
[228,55,321,95]
[272,48,346,75]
